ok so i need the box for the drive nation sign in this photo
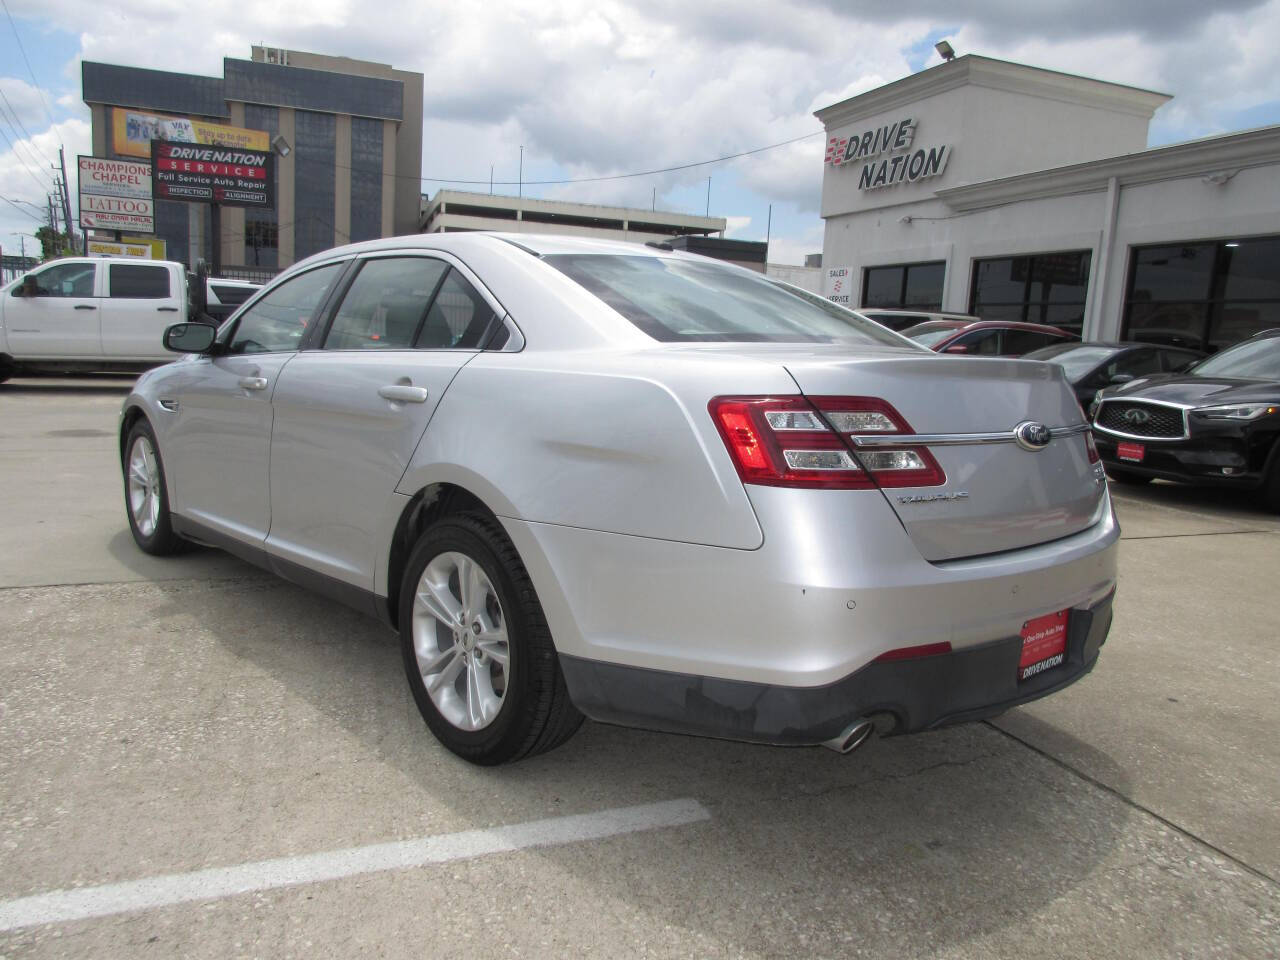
[150,142,275,209]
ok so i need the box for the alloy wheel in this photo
[127,435,162,538]
[411,550,510,731]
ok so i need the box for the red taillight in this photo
[1085,431,1100,464]
[708,395,945,490]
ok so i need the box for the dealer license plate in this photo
[1116,441,1145,462]
[1019,609,1069,682]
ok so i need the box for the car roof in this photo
[955,320,1075,335]
[859,309,979,322]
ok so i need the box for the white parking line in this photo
[0,798,710,933]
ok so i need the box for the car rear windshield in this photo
[901,322,961,347]
[544,254,907,345]
[1031,344,1121,379]
[1191,336,1280,379]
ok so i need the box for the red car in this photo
[901,319,1079,356]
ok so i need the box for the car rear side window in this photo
[545,254,904,345]
[209,284,256,306]
[324,257,448,350]
[415,269,497,349]
[109,264,170,299]
[228,262,345,355]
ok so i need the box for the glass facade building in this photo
[82,48,423,274]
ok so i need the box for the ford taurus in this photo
[120,234,1118,764]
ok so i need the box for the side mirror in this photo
[1109,373,1135,385]
[944,344,969,354]
[16,275,37,297]
[163,322,217,354]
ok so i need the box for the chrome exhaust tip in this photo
[821,718,875,755]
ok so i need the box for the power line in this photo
[0,119,54,195]
[415,130,824,187]
[0,0,55,128]
[0,81,56,168]
[0,193,43,221]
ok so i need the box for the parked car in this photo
[902,319,1078,356]
[205,278,261,326]
[0,257,218,381]
[1090,329,1280,509]
[858,308,980,333]
[120,233,1117,764]
[1023,341,1205,409]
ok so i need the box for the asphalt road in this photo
[1,375,1277,959]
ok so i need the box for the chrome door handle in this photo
[378,384,429,404]
[157,306,179,312]
[74,304,97,310]
[238,376,268,391]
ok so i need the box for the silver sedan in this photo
[121,233,1118,764]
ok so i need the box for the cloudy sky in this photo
[1,0,1278,265]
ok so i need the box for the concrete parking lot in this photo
[1,375,1277,959]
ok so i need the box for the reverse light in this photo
[1195,402,1279,420]
[709,395,945,490]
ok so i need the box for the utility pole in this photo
[705,177,711,216]
[652,186,655,211]
[58,147,74,251]
[765,204,772,250]
[489,165,493,195]
[518,145,523,199]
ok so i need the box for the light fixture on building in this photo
[1225,241,1240,247]
[271,134,292,158]
[935,40,956,62]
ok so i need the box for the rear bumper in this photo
[559,590,1112,745]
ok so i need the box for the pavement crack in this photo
[984,720,1280,891]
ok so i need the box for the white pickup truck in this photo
[0,257,258,382]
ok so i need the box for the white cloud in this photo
[7,0,1280,261]
[724,215,752,235]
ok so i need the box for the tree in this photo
[35,226,73,260]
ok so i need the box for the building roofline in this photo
[423,189,727,229]
[814,54,1171,128]
[936,123,1280,211]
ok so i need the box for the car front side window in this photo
[25,263,97,298]
[228,262,345,355]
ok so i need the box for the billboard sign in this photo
[824,265,852,305]
[79,156,154,233]
[151,141,275,209]
[87,238,167,260]
[112,108,270,160]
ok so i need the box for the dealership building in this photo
[816,55,1280,352]
[82,47,423,272]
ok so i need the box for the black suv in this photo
[1090,330,1280,509]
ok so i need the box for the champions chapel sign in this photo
[824,118,950,191]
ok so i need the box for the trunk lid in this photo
[781,350,1104,561]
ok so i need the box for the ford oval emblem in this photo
[1013,420,1052,451]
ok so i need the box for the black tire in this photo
[122,419,189,555]
[1260,456,1280,513]
[1106,467,1152,486]
[398,513,582,765]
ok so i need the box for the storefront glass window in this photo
[1122,236,1280,351]
[861,261,944,311]
[969,250,1091,334]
